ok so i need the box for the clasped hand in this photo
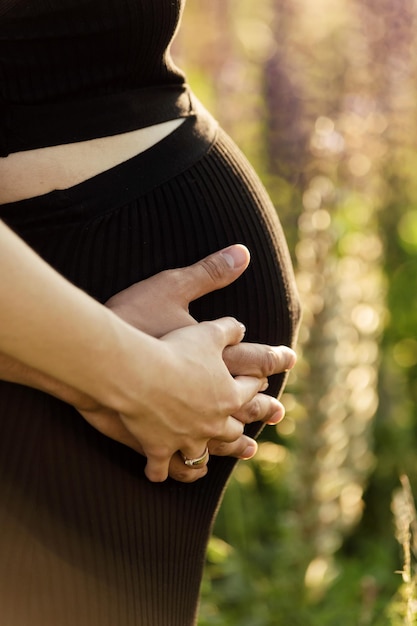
[80,244,296,482]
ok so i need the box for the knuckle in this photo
[210,316,240,337]
[163,268,183,292]
[246,398,262,422]
[262,349,279,376]
[157,268,174,284]
[208,440,231,456]
[160,268,189,300]
[228,420,244,440]
[200,421,216,440]
[227,390,243,415]
[147,444,171,460]
[229,402,242,417]
[201,257,226,283]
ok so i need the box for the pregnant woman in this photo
[0,1,301,624]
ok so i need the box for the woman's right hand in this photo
[76,317,295,483]
[113,316,266,482]
[73,339,294,482]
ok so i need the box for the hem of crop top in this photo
[0,84,194,158]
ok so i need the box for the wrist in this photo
[84,310,168,416]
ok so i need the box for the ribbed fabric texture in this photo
[0,111,301,626]
[0,0,188,154]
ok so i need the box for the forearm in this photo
[0,220,160,411]
[0,351,100,409]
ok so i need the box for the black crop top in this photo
[0,0,193,156]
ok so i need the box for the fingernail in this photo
[267,407,285,425]
[221,245,249,269]
[280,346,297,371]
[260,380,269,392]
[240,441,257,459]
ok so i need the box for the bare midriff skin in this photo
[0,118,185,204]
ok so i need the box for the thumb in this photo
[179,244,250,304]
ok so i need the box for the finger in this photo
[179,445,210,469]
[232,394,286,425]
[215,415,245,443]
[224,344,297,378]
[177,244,250,304]
[144,451,171,483]
[204,316,247,352]
[168,452,209,483]
[170,434,259,482]
[231,374,271,412]
[208,435,258,460]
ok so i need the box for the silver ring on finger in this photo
[180,447,209,468]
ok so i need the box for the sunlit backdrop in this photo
[174,2,417,624]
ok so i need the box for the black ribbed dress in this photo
[0,1,301,624]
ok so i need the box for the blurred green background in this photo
[174,1,417,624]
